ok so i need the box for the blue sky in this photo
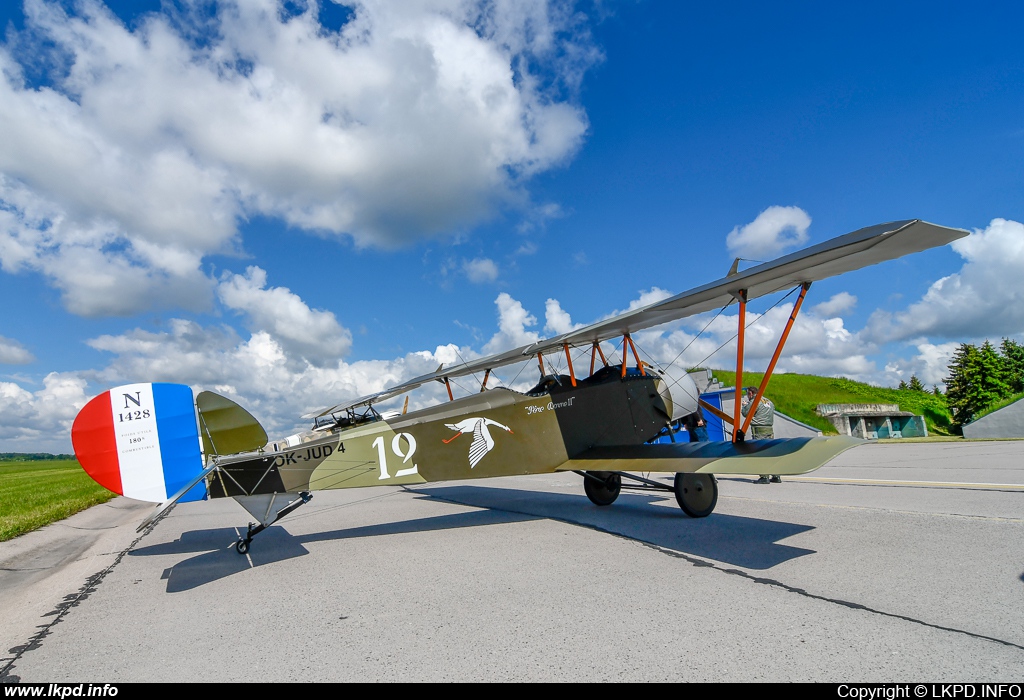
[0,0,1021,450]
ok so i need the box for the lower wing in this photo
[559,436,860,476]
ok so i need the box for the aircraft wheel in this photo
[584,471,621,506]
[674,473,717,518]
[235,539,250,555]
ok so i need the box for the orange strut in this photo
[621,335,630,378]
[537,353,546,377]
[444,377,454,402]
[626,335,645,376]
[563,343,577,387]
[740,283,811,436]
[733,290,747,442]
[480,369,490,393]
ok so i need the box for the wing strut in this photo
[739,282,812,438]
[733,290,747,441]
[563,343,577,387]
[590,341,608,375]
[698,398,733,426]
[623,334,645,376]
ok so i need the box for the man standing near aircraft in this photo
[742,387,779,483]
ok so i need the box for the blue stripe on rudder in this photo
[152,383,206,502]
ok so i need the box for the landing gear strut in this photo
[234,491,312,554]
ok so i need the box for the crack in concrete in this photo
[0,508,170,683]
[417,488,1024,653]
[638,540,1024,652]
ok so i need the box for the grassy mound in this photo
[708,370,954,436]
[972,392,1024,422]
[0,459,115,542]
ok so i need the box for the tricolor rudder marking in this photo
[72,383,206,503]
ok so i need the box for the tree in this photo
[1000,338,1024,394]
[979,340,1012,403]
[945,344,982,425]
[908,375,924,392]
[946,341,1013,426]
[898,379,908,390]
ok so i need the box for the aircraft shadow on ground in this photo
[131,509,538,593]
[412,485,816,571]
[132,487,813,592]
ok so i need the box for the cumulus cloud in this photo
[0,373,88,450]
[0,335,35,364]
[811,292,857,318]
[543,298,581,335]
[515,241,538,256]
[881,341,960,389]
[726,206,811,260]
[482,291,539,353]
[217,266,352,366]
[462,257,499,283]
[0,0,599,316]
[864,219,1024,343]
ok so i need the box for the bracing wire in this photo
[688,286,799,370]
[447,376,474,396]
[659,303,730,374]
[633,285,801,399]
[451,347,482,387]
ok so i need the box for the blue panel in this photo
[701,393,726,441]
[152,383,206,502]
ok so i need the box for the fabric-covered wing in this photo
[308,219,966,417]
[524,219,966,355]
[561,436,862,476]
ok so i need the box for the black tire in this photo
[236,539,250,555]
[674,473,718,517]
[583,471,621,506]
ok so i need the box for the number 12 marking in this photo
[372,433,419,480]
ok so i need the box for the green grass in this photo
[708,370,955,436]
[0,459,115,542]
[972,392,1024,422]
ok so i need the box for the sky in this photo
[0,0,1022,451]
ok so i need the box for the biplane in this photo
[70,220,968,553]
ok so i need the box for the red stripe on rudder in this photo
[71,391,123,496]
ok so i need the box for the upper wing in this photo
[523,219,966,355]
[310,219,967,416]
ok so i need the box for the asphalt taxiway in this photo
[2,440,1022,682]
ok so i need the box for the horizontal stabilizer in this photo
[560,436,861,476]
[196,391,268,456]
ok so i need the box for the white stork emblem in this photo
[443,418,514,468]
